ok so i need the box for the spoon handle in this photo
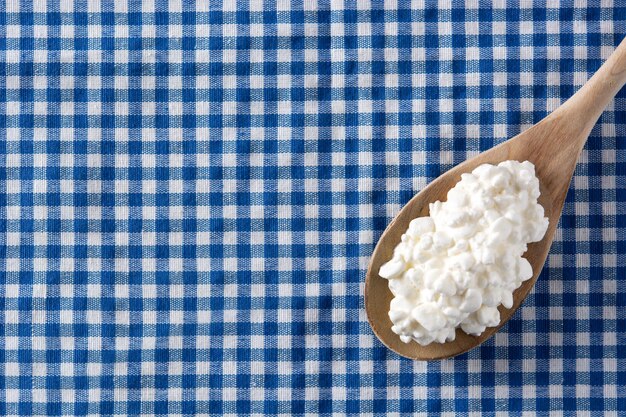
[558,36,626,134]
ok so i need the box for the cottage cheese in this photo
[379,160,549,345]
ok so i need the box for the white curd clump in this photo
[379,160,549,345]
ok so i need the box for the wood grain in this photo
[364,37,626,360]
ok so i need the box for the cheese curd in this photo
[379,160,549,345]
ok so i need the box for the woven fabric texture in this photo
[0,0,625,415]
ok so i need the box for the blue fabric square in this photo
[0,1,624,415]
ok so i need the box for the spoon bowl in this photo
[365,37,626,360]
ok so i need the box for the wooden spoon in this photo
[365,37,626,360]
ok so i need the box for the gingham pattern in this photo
[1,0,625,415]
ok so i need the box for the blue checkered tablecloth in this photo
[1,0,625,415]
